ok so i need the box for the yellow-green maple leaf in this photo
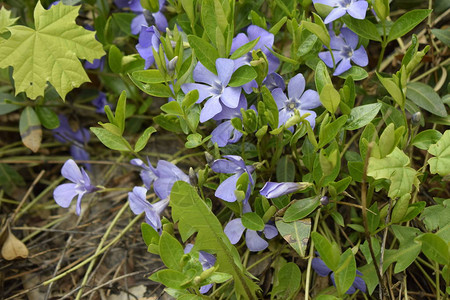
[0,2,105,100]
[0,7,19,39]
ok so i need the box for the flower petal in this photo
[224,218,245,244]
[341,27,359,49]
[216,58,235,87]
[352,275,367,293]
[300,109,317,129]
[215,174,240,202]
[351,46,368,67]
[247,25,274,51]
[230,33,250,54]
[54,183,78,208]
[200,96,223,122]
[181,83,213,103]
[193,62,218,85]
[75,192,85,215]
[347,1,368,20]
[263,224,278,239]
[324,7,346,24]
[299,89,321,110]
[213,94,247,120]
[61,159,83,183]
[131,14,147,35]
[245,230,268,251]
[288,73,306,101]
[153,11,168,32]
[319,51,334,68]
[272,88,288,110]
[260,182,301,198]
[312,257,332,276]
[128,186,149,215]
[200,284,213,294]
[263,73,285,91]
[211,121,235,147]
[333,58,352,76]
[211,158,240,174]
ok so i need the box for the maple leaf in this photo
[0,7,19,41]
[428,130,450,176]
[0,2,105,100]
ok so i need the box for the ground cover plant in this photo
[0,0,449,299]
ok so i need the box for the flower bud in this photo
[189,167,198,186]
[411,111,421,126]
[167,56,178,76]
[204,152,214,165]
[320,196,329,206]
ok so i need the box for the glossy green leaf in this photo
[411,129,442,150]
[271,262,301,299]
[431,28,450,46]
[345,103,381,130]
[320,84,340,114]
[391,225,422,273]
[0,163,25,195]
[131,69,165,83]
[35,106,59,129]
[318,115,348,147]
[342,15,381,41]
[0,2,105,100]
[276,218,311,257]
[90,127,131,151]
[377,73,404,108]
[311,232,340,271]
[228,65,257,87]
[182,89,199,110]
[284,197,320,222]
[152,269,188,289]
[428,130,450,176]
[134,126,156,152]
[337,66,368,80]
[387,9,432,42]
[229,37,260,60]
[188,35,219,74]
[108,44,123,73]
[161,101,183,116]
[141,222,160,247]
[406,82,447,117]
[242,212,265,231]
[276,156,296,182]
[416,233,449,265]
[115,91,127,134]
[315,60,332,94]
[334,249,356,296]
[159,232,184,270]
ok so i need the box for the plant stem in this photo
[304,208,321,300]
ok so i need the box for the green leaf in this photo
[90,127,131,151]
[387,9,432,42]
[311,232,340,271]
[276,156,296,182]
[19,107,42,153]
[0,2,105,100]
[261,85,279,130]
[0,7,18,41]
[242,212,265,231]
[188,35,219,74]
[154,114,183,133]
[185,133,210,148]
[131,69,165,83]
[170,182,260,299]
[416,233,450,265]
[428,130,450,176]
[159,232,184,270]
[229,37,260,60]
[367,203,380,234]
[182,89,199,110]
[271,262,301,299]
[342,15,381,41]
[377,72,404,108]
[318,115,348,148]
[108,44,123,73]
[337,66,368,81]
[201,0,227,48]
[378,123,396,157]
[228,65,257,87]
[334,249,356,296]
[276,218,311,257]
[411,129,442,150]
[391,225,422,273]
[391,194,411,224]
[367,148,417,198]
[152,269,188,289]
[141,223,160,247]
[284,197,320,222]
[420,201,450,232]
[345,103,382,130]
[406,82,447,117]
[115,91,127,134]
[134,126,156,152]
[161,101,183,116]
[315,60,332,94]
[320,84,340,114]
[35,106,59,129]
[431,28,450,46]
[0,163,25,195]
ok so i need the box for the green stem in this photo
[304,208,321,300]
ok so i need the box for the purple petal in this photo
[330,32,347,50]
[278,108,294,128]
[128,0,143,12]
[266,52,280,74]
[351,46,368,67]
[75,192,85,215]
[260,182,301,198]
[319,51,334,68]
[300,109,317,129]
[347,1,368,20]
[241,80,258,94]
[193,62,218,85]
[324,7,346,24]
[312,257,332,276]
[156,160,189,182]
[221,87,241,109]
[215,174,240,202]
[313,0,338,5]
[131,14,147,35]
[247,25,274,51]
[216,58,235,86]
[213,94,247,120]
[181,83,213,103]
[263,73,285,91]
[352,275,367,293]
[61,159,83,183]
[230,33,250,54]
[184,243,194,254]
[299,89,321,110]
[333,58,352,76]
[211,158,240,174]
[340,28,359,49]
[288,74,306,101]
[154,177,177,199]
[222,155,247,169]
[200,96,223,122]
[272,88,288,110]
[199,251,216,269]
[245,230,268,251]
[145,208,162,231]
[128,186,149,215]
[200,284,213,294]
[224,218,245,244]
[54,183,78,208]
[153,11,168,32]
[263,224,278,239]
[211,121,236,147]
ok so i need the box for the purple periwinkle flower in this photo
[230,25,280,93]
[319,28,368,76]
[312,257,367,294]
[53,159,96,215]
[184,244,217,294]
[136,25,161,69]
[131,158,190,200]
[210,155,254,203]
[224,218,278,252]
[272,73,321,129]
[84,57,105,70]
[262,73,285,92]
[313,0,368,24]
[52,115,91,170]
[181,59,242,122]
[211,94,248,147]
[92,92,112,114]
[128,186,169,232]
[260,182,303,198]
[115,0,168,34]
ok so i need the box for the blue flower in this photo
[52,115,91,170]
[230,25,280,93]
[92,92,112,114]
[136,25,161,69]
[271,73,321,129]
[115,0,168,34]
[181,59,242,122]
[131,158,190,200]
[260,182,304,198]
[319,28,368,76]
[53,159,97,215]
[184,244,217,294]
[312,257,367,294]
[210,94,248,147]
[224,218,278,252]
[313,0,368,24]
[128,186,169,232]
[210,155,254,203]
[263,73,285,92]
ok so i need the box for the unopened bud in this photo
[411,111,421,126]
[320,196,329,206]
[189,167,198,186]
[167,56,178,76]
[205,152,214,165]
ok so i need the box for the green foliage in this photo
[0,2,105,100]
[428,130,450,176]
[275,219,311,258]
